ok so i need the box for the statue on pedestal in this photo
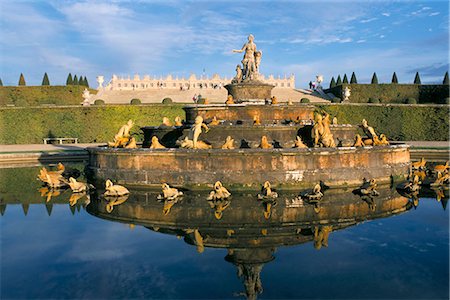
[232,34,261,82]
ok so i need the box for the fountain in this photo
[87,35,410,189]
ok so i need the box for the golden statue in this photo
[37,163,67,188]
[191,116,209,149]
[411,157,426,170]
[253,115,261,126]
[434,161,449,174]
[257,181,278,200]
[353,134,365,147]
[178,137,212,149]
[312,112,335,147]
[209,116,220,126]
[68,177,92,193]
[271,96,278,105]
[174,116,183,127]
[356,178,379,196]
[162,198,179,216]
[157,183,183,200]
[207,181,231,200]
[432,171,449,186]
[287,99,293,105]
[108,120,134,148]
[293,136,308,148]
[124,137,137,149]
[379,134,390,145]
[221,136,235,149]
[361,119,377,139]
[301,183,323,201]
[150,136,166,149]
[332,116,338,125]
[225,95,234,105]
[258,136,272,149]
[104,179,129,196]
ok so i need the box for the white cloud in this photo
[429,12,440,17]
[357,39,367,43]
[382,13,390,17]
[360,17,378,23]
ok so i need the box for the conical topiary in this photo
[330,77,336,88]
[350,72,357,84]
[66,73,73,85]
[391,72,398,84]
[414,72,421,84]
[343,74,349,84]
[371,72,378,84]
[42,72,50,86]
[0,77,3,86]
[73,75,78,85]
[84,77,89,88]
[443,71,449,85]
[336,75,342,86]
[18,73,26,86]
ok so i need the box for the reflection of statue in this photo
[232,34,259,81]
[208,198,231,219]
[105,194,129,213]
[313,225,333,250]
[104,179,129,196]
[68,177,92,193]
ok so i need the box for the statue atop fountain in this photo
[226,34,274,103]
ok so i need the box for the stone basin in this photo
[87,144,410,189]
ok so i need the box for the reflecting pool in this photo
[1,165,449,299]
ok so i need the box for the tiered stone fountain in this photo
[88,35,410,189]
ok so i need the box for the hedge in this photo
[316,104,449,141]
[0,104,447,144]
[325,84,449,104]
[0,86,97,106]
[0,105,185,144]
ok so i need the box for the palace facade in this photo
[103,73,296,90]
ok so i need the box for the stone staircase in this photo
[93,87,330,104]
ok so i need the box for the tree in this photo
[84,77,89,88]
[66,73,73,85]
[79,76,85,86]
[443,71,449,85]
[42,73,50,86]
[0,77,3,86]
[342,74,349,84]
[73,75,78,85]
[391,72,398,84]
[350,72,357,84]
[18,73,26,86]
[414,72,421,84]
[329,77,336,88]
[371,72,378,84]
[336,75,342,86]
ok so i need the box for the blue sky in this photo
[0,0,448,88]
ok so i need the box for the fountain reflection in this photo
[86,187,417,299]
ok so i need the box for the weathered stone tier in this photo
[87,144,410,189]
[225,82,274,102]
[183,104,315,125]
[141,124,358,148]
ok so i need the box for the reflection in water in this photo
[85,187,422,299]
[0,164,449,299]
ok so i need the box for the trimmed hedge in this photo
[130,98,141,105]
[0,86,97,106]
[0,105,185,144]
[300,98,310,103]
[0,104,447,144]
[317,104,449,141]
[325,84,449,104]
[94,99,105,105]
[162,97,173,104]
